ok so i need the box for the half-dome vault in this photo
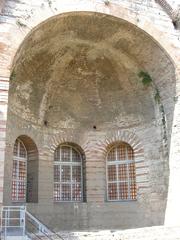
[9,12,175,131]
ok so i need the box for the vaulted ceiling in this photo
[9,12,175,130]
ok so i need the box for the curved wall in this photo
[0,0,180,228]
[3,11,177,230]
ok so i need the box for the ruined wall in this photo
[2,11,176,230]
[0,0,180,230]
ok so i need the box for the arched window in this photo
[11,136,39,203]
[12,139,27,202]
[54,145,83,202]
[106,143,136,201]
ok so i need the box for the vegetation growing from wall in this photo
[10,69,16,82]
[138,70,167,144]
[138,71,152,86]
[154,88,161,104]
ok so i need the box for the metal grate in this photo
[1,206,26,239]
[107,143,136,201]
[12,139,27,202]
[54,145,83,202]
[1,206,65,240]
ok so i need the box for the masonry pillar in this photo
[83,132,106,204]
[0,76,9,207]
[165,72,180,226]
[0,17,17,208]
[38,148,54,205]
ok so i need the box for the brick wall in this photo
[0,0,180,230]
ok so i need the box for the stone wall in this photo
[4,111,164,230]
[0,0,180,230]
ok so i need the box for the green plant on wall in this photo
[138,70,160,103]
[138,71,152,86]
[160,104,167,142]
[138,70,167,144]
[173,96,178,103]
[10,69,16,81]
[154,88,161,104]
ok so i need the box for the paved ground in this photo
[60,226,180,240]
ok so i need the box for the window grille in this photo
[12,139,27,202]
[106,143,136,201]
[54,145,83,202]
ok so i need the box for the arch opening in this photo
[106,142,136,201]
[5,135,39,204]
[54,143,86,202]
[4,11,177,230]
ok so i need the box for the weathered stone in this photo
[0,0,180,233]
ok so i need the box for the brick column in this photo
[0,76,9,206]
[38,148,54,205]
[86,149,105,203]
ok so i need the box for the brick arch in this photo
[47,132,88,157]
[16,135,38,155]
[8,131,37,148]
[96,130,149,193]
[48,133,87,202]
[96,130,143,155]
[7,4,179,70]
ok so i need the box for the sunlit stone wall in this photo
[0,0,180,229]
